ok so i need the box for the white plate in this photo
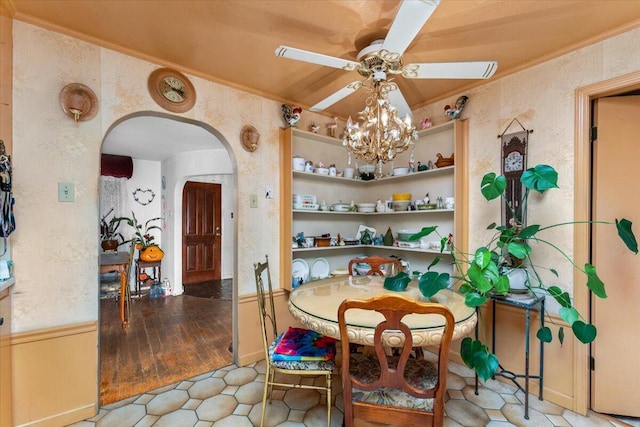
[292,258,309,284]
[310,258,330,280]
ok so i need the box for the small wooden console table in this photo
[135,259,161,296]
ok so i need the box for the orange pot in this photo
[140,245,164,262]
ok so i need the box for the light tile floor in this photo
[70,358,636,427]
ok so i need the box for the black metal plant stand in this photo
[475,292,545,419]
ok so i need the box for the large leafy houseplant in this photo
[408,164,637,381]
[114,211,162,249]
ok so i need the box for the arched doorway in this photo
[98,112,237,404]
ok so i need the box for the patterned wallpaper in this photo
[9,20,640,333]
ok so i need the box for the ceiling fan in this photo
[275,0,497,117]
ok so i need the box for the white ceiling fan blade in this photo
[381,0,440,57]
[310,81,363,112]
[387,85,412,119]
[402,61,498,79]
[275,45,359,71]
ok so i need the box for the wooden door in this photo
[591,95,640,416]
[182,181,222,284]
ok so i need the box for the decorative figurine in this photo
[282,104,302,127]
[376,199,385,213]
[444,95,468,120]
[421,117,433,129]
[417,161,428,172]
[327,117,338,137]
[309,122,320,133]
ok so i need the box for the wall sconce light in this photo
[59,83,99,122]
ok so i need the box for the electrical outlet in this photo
[58,182,75,202]
[249,193,258,208]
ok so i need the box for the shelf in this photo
[293,208,453,215]
[293,165,454,184]
[293,244,452,256]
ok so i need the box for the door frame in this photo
[574,70,640,414]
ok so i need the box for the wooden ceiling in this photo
[4,0,640,120]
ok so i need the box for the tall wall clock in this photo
[501,128,529,227]
[148,68,196,113]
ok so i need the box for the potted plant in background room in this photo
[99,208,126,252]
[400,164,637,381]
[116,212,164,261]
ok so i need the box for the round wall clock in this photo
[148,68,196,113]
[502,133,528,226]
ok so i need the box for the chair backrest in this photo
[348,255,403,276]
[338,294,455,427]
[254,255,278,360]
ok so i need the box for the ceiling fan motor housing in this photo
[356,40,403,77]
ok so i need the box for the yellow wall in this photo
[11,323,98,427]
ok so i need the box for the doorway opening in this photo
[98,113,236,405]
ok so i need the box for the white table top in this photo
[288,276,477,346]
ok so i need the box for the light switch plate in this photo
[58,182,75,202]
[249,194,258,208]
[265,184,274,199]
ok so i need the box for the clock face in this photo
[148,68,196,113]
[504,151,524,172]
[160,77,187,103]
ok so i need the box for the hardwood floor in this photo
[99,289,233,405]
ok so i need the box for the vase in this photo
[505,267,528,292]
[383,227,394,246]
[140,245,164,262]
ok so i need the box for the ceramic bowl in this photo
[357,202,376,213]
[397,229,419,241]
[392,200,411,211]
[392,193,412,201]
[315,167,329,175]
[393,167,409,176]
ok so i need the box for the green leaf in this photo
[487,222,497,230]
[558,327,565,345]
[584,264,606,299]
[521,164,559,193]
[474,247,492,269]
[409,226,438,241]
[481,173,507,201]
[473,350,499,382]
[559,307,579,325]
[467,264,493,293]
[460,337,476,368]
[458,283,473,295]
[517,225,540,239]
[616,218,638,254]
[537,327,552,343]
[427,257,441,271]
[383,272,411,292]
[418,272,450,299]
[548,286,572,308]
[494,275,510,294]
[464,292,487,307]
[507,240,531,259]
[572,321,597,344]
[550,268,559,277]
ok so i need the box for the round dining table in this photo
[288,275,477,347]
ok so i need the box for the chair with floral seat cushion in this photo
[254,255,335,427]
[338,294,455,427]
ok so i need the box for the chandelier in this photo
[342,73,417,170]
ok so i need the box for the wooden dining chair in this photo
[338,294,455,427]
[254,255,336,427]
[348,255,403,276]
